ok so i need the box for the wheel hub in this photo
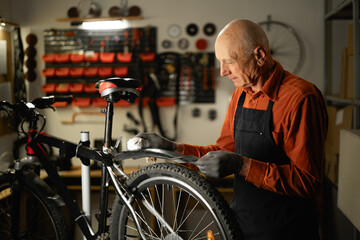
[164,233,183,240]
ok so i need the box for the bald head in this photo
[216,19,270,60]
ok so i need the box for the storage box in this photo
[114,66,128,77]
[338,129,360,231]
[70,53,84,63]
[326,105,353,154]
[347,24,360,55]
[345,53,360,99]
[340,48,348,98]
[42,54,55,63]
[55,68,70,77]
[98,67,113,77]
[99,52,115,63]
[117,52,133,63]
[54,53,70,63]
[324,142,339,186]
[69,67,84,77]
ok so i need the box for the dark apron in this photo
[231,91,319,240]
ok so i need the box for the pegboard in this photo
[41,27,215,106]
[44,27,156,54]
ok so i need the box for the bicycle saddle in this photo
[96,77,143,103]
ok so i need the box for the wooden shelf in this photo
[326,95,360,106]
[325,0,353,20]
[56,16,142,22]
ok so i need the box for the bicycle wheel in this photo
[0,170,70,240]
[110,163,240,240]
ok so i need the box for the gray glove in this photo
[130,132,175,151]
[196,150,242,179]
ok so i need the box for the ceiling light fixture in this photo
[81,20,128,30]
[0,16,6,27]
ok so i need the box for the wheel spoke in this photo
[176,197,200,232]
[111,163,238,239]
[172,187,182,231]
[149,185,165,236]
[134,196,160,238]
[188,210,209,239]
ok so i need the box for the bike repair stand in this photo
[80,131,91,240]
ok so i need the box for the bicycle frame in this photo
[22,101,197,240]
[20,101,129,239]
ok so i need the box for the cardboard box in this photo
[338,129,360,231]
[326,105,353,154]
[340,47,348,98]
[346,24,360,100]
[347,24,360,55]
[325,142,339,186]
[346,53,360,99]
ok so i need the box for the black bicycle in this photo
[0,77,239,240]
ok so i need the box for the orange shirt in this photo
[182,61,328,198]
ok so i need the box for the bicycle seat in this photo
[96,77,143,103]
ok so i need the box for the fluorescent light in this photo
[0,17,5,27]
[81,20,128,30]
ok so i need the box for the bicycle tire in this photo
[0,170,70,240]
[110,163,240,240]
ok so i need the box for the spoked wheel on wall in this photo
[110,163,240,240]
[259,18,304,74]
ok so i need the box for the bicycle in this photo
[0,77,240,240]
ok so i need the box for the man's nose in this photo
[220,63,229,76]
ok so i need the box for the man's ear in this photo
[254,46,266,66]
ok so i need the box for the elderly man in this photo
[130,19,328,239]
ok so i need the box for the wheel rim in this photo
[0,183,60,240]
[120,176,226,240]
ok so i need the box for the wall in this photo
[1,0,325,166]
[0,0,19,171]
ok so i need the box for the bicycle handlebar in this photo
[0,95,73,111]
[0,95,73,124]
[31,95,73,109]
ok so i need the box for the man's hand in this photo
[127,132,175,151]
[196,151,243,179]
